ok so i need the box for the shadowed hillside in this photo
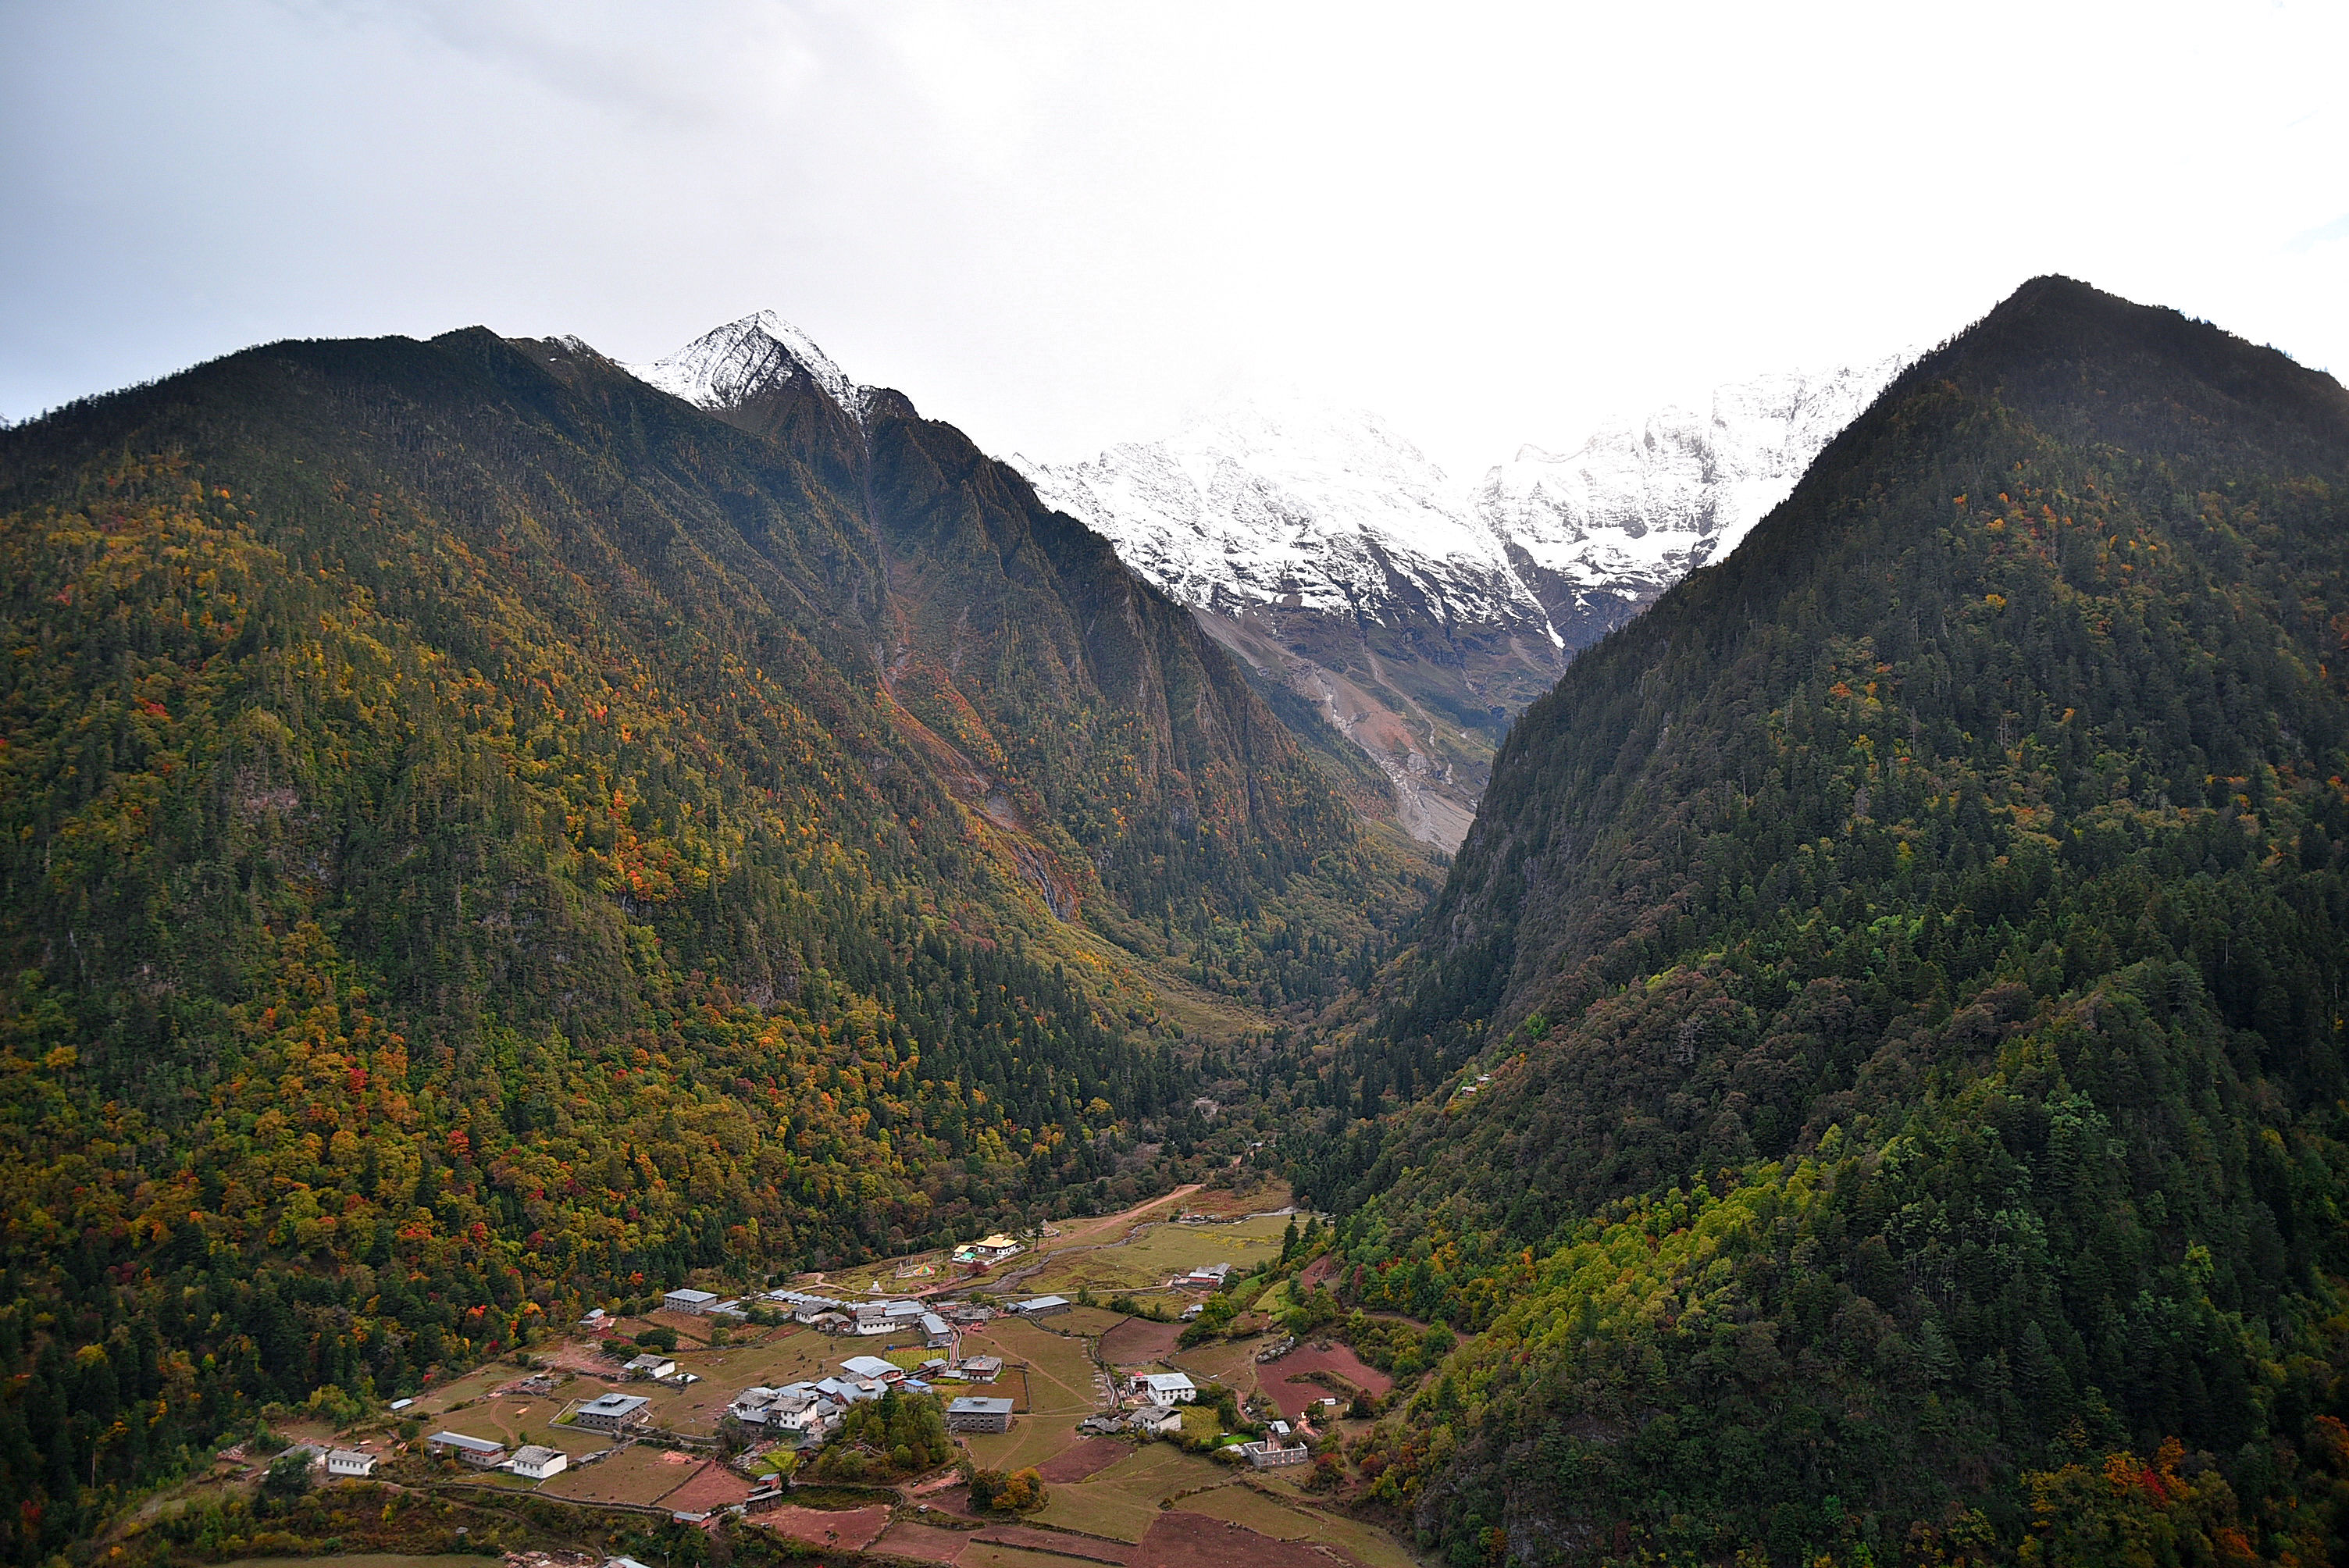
[1294,279,2349,1563]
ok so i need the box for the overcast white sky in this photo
[3,0,2346,476]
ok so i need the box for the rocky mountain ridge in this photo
[1017,356,1910,846]
[616,313,1907,848]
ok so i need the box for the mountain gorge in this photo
[0,319,1424,1556]
[4,273,2347,1568]
[1296,278,2349,1563]
[1020,359,1906,848]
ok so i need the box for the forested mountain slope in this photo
[0,326,1413,1557]
[1296,278,2349,1562]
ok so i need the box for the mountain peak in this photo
[624,310,868,419]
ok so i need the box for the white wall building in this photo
[509,1445,569,1480]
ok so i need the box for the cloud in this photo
[3,0,2346,470]
[2283,212,2349,254]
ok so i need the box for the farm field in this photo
[1036,1435,1130,1483]
[535,1443,703,1507]
[658,1459,753,1516]
[1043,1304,1128,1338]
[1133,1508,1392,1568]
[961,1319,1100,1419]
[762,1502,892,1552]
[960,1544,1111,1568]
[1256,1343,1391,1421]
[869,1520,971,1562]
[401,1362,521,1419]
[1008,1217,1285,1299]
[1184,1481,1325,1539]
[1170,1334,1269,1401]
[1034,1443,1225,1543]
[968,1365,1032,1414]
[1097,1317,1182,1365]
[959,1407,1089,1477]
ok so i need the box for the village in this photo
[223,1183,1417,1568]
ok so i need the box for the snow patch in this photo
[622,311,870,422]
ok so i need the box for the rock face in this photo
[1014,394,1562,850]
[1017,358,1909,848]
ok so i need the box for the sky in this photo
[3,0,2347,477]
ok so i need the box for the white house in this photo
[508,1445,569,1481]
[838,1354,904,1382]
[955,1355,1003,1383]
[1128,1405,1183,1436]
[663,1288,720,1315]
[1132,1371,1196,1403]
[324,1449,377,1477]
[624,1353,677,1381]
[1008,1295,1070,1317]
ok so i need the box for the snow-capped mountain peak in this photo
[624,310,868,420]
[1481,353,1912,598]
[1013,389,1555,642]
[1018,355,1912,849]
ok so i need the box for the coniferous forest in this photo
[1294,278,2349,1562]
[4,277,2349,1567]
[0,329,1423,1557]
